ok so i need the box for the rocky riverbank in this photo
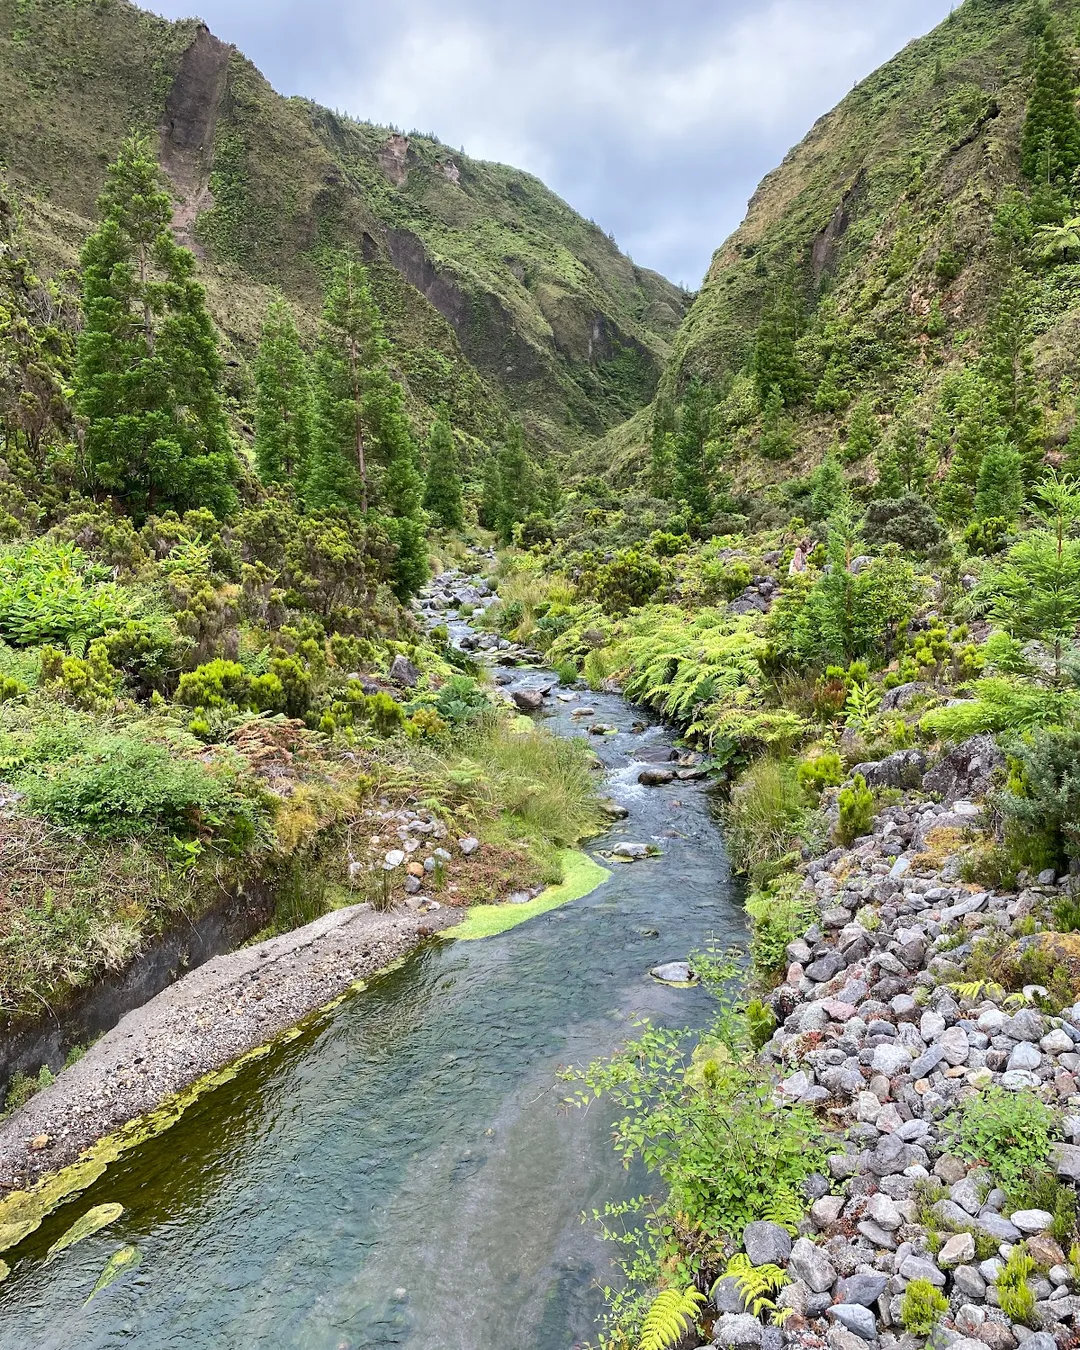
[709,740,1080,1350]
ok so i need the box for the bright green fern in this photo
[638,1286,705,1350]
[718,1252,791,1323]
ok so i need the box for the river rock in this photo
[837,1273,888,1308]
[940,1231,977,1267]
[789,1237,837,1293]
[611,842,651,860]
[827,1305,878,1341]
[743,1221,792,1266]
[598,799,629,820]
[389,654,420,688]
[638,767,675,786]
[714,1313,764,1348]
[1011,1209,1054,1234]
[512,688,546,712]
[458,836,480,856]
[650,962,697,986]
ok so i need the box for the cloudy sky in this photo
[149,0,955,288]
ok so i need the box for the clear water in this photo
[0,682,744,1350]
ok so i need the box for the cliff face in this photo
[0,0,688,452]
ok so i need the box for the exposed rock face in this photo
[922,735,1006,803]
[158,25,234,251]
[850,749,927,791]
[378,132,410,186]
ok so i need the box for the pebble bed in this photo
[712,741,1080,1350]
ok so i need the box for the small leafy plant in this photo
[944,1087,1058,1197]
[900,1279,948,1335]
[996,1246,1036,1325]
[837,773,874,845]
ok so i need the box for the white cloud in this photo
[149,0,956,283]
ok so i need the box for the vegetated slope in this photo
[591,0,1076,488]
[0,0,687,454]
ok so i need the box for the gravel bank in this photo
[0,902,459,1190]
[708,739,1080,1350]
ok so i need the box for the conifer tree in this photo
[423,411,464,530]
[494,422,542,544]
[372,383,427,598]
[876,415,929,498]
[810,444,847,521]
[1021,22,1080,187]
[843,396,879,464]
[306,256,385,512]
[938,382,996,525]
[253,295,312,486]
[673,378,713,520]
[975,431,1025,523]
[982,270,1043,475]
[478,455,503,531]
[74,136,237,518]
[759,384,794,461]
[753,280,804,408]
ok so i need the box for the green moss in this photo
[453,849,610,940]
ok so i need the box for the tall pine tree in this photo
[753,279,804,408]
[975,431,1025,523]
[494,422,541,544]
[1021,21,1080,188]
[306,256,385,512]
[423,411,464,530]
[74,136,237,519]
[253,295,313,486]
[673,378,714,520]
[981,270,1043,477]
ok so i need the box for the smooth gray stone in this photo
[827,1305,878,1341]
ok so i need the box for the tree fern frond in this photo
[638,1286,705,1350]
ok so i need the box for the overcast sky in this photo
[149,0,956,288]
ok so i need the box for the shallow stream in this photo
[0,675,746,1350]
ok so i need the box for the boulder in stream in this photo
[650,961,698,986]
[639,767,676,786]
[512,689,546,713]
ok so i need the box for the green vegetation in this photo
[944,1087,1059,1197]
[900,1279,949,1336]
[566,951,825,1349]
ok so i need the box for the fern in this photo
[718,1253,790,1323]
[638,1286,705,1350]
[759,1188,805,1233]
[947,979,1004,1002]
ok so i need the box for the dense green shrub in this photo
[745,878,815,976]
[901,1280,948,1335]
[862,493,944,556]
[13,726,266,843]
[594,549,663,615]
[0,541,130,647]
[837,773,874,844]
[797,751,844,802]
[997,727,1080,866]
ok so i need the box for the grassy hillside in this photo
[0,0,687,455]
[589,0,1080,489]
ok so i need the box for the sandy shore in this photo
[0,902,459,1190]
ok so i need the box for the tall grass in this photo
[383,718,605,882]
[723,757,807,881]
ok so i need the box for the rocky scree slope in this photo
[712,738,1080,1350]
[0,0,686,455]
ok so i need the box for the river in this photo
[0,671,746,1350]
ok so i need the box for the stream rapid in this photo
[0,668,746,1350]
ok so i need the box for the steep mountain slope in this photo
[592,0,1080,488]
[0,0,686,453]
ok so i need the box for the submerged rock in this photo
[650,961,697,986]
